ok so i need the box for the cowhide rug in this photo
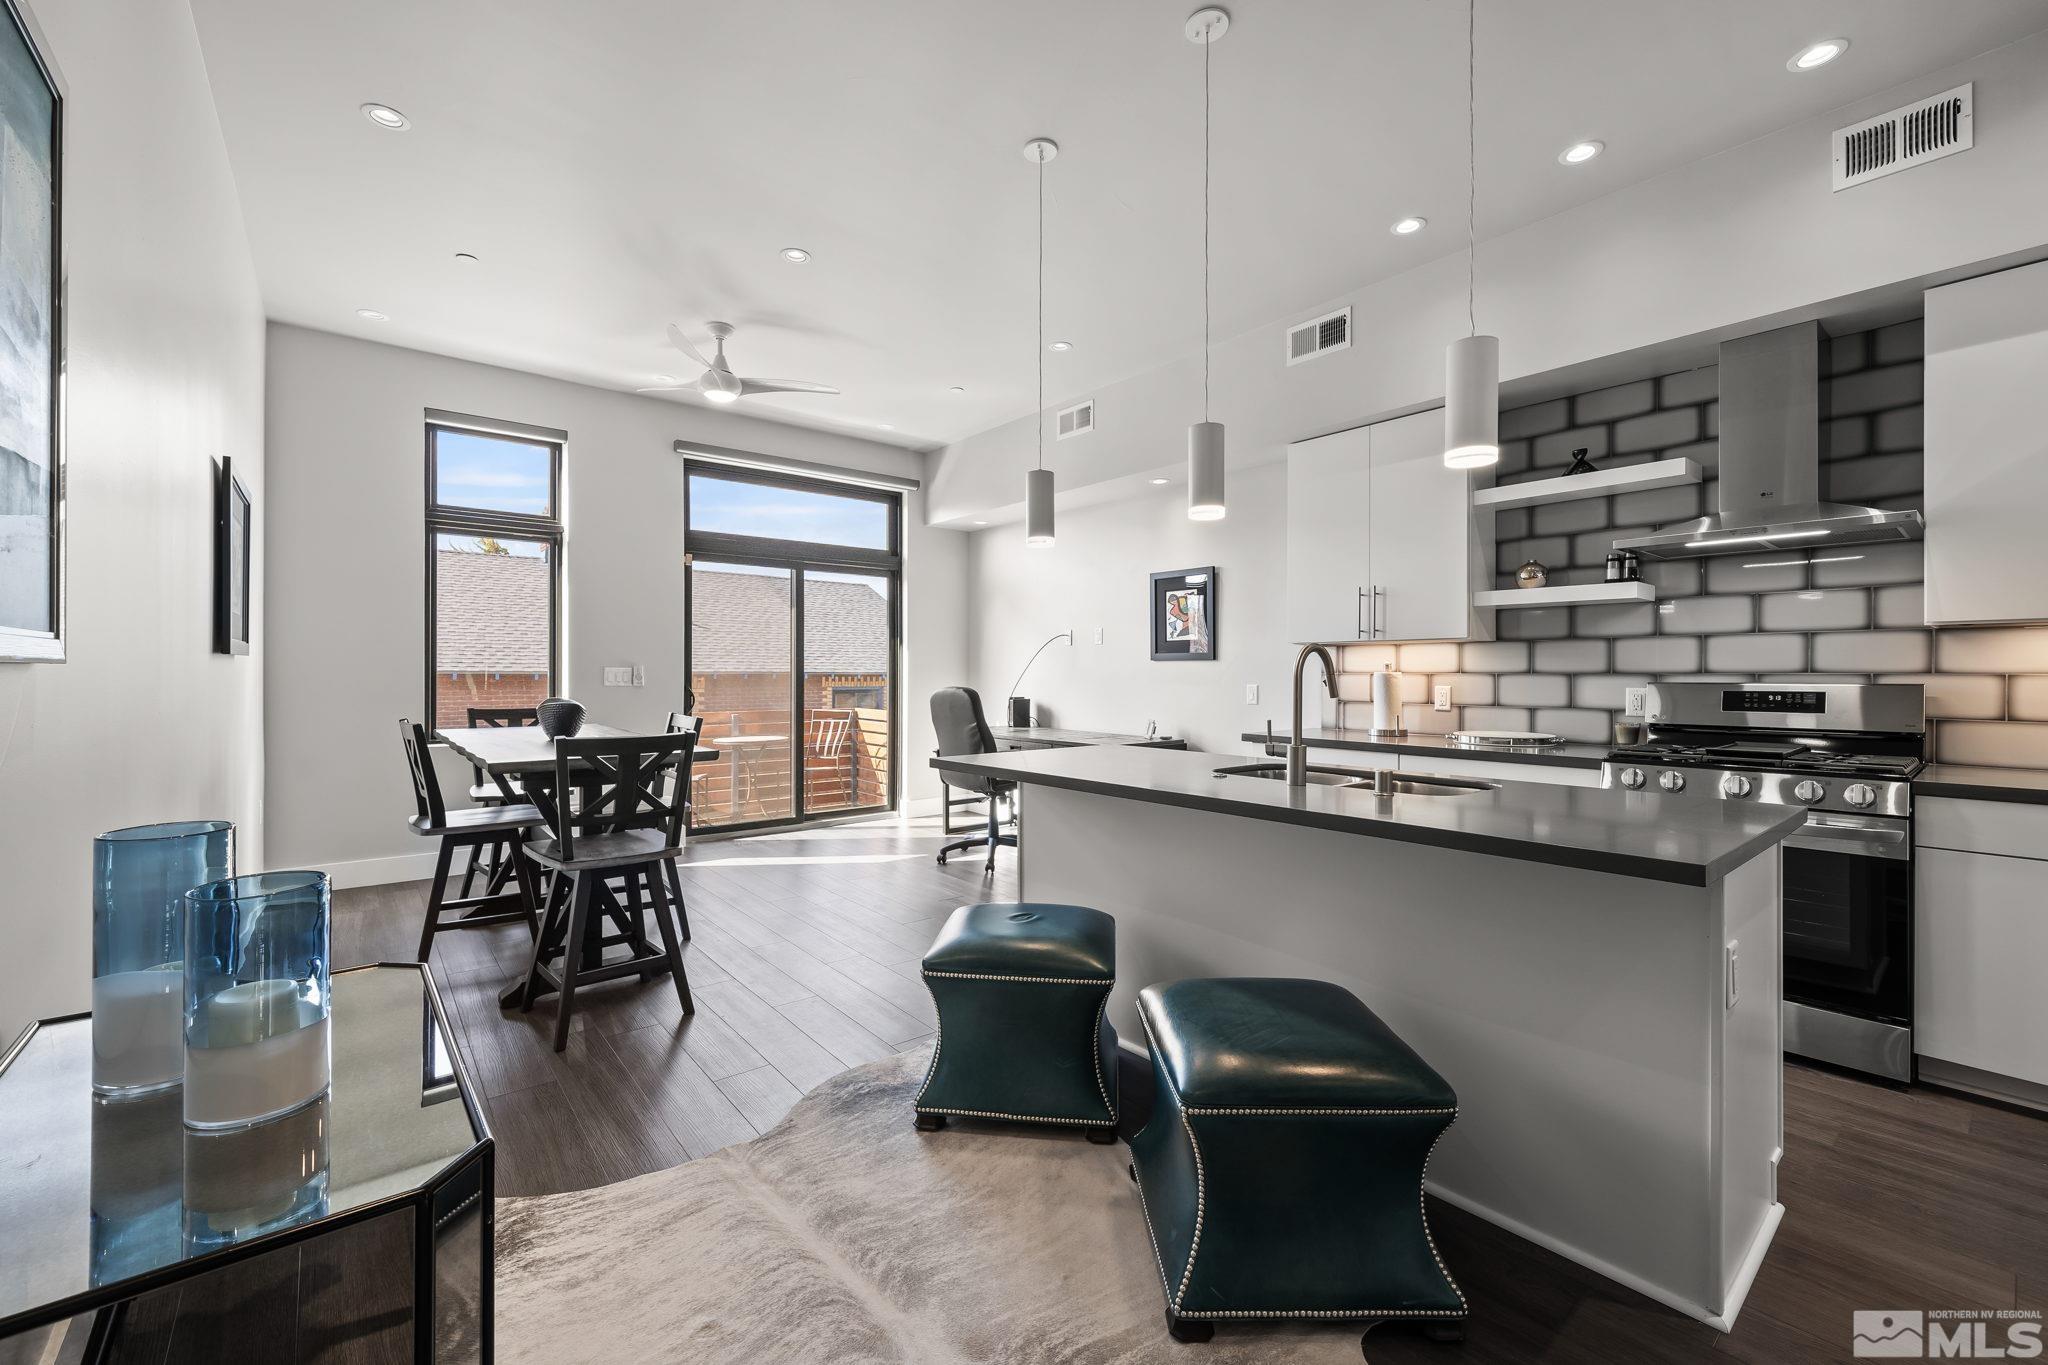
[495,1047,1370,1363]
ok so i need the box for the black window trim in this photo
[425,420,565,731]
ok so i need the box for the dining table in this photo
[434,722,720,1009]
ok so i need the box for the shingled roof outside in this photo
[435,548,550,674]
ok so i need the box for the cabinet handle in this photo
[1357,587,1369,640]
[1373,586,1386,638]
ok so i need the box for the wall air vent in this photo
[1055,398,1094,440]
[1286,306,1352,366]
[1833,83,1972,191]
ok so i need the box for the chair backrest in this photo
[807,710,853,760]
[466,707,538,782]
[534,732,698,862]
[931,687,999,796]
[399,719,448,827]
[665,711,699,736]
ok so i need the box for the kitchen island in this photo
[932,744,1803,1330]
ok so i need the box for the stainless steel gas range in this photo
[1602,682,1926,1083]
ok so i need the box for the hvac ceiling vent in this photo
[1833,83,1972,191]
[1286,307,1352,366]
[1056,398,1094,440]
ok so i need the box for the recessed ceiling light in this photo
[1391,216,1427,235]
[651,374,677,385]
[948,385,966,394]
[1558,140,1604,165]
[876,423,895,430]
[780,247,811,263]
[1048,340,1072,352]
[360,103,409,131]
[1788,38,1848,71]
[355,308,387,321]
[1150,478,1170,485]
[973,519,989,526]
[454,251,478,263]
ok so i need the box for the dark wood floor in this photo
[334,815,2048,1362]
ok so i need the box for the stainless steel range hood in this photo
[1613,322,1923,561]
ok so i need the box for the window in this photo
[686,472,892,551]
[426,421,563,729]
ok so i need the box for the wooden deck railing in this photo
[690,706,891,826]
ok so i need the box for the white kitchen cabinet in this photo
[1914,797,2048,1088]
[1286,408,1494,645]
[1924,260,2048,625]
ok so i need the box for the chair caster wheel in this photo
[936,852,948,865]
[1165,1313,1214,1344]
[1085,1127,1117,1145]
[914,1113,946,1132]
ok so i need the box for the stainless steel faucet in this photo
[1286,643,1341,786]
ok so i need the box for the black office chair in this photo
[930,687,1016,874]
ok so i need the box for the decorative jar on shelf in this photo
[182,871,332,1132]
[92,821,235,1099]
[1515,560,1549,590]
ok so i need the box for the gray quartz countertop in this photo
[1245,728,1611,769]
[934,745,1803,887]
[1915,765,2048,805]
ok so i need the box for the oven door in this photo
[1781,813,1912,1026]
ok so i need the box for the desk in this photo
[944,728,1186,832]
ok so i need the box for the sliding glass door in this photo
[684,467,900,832]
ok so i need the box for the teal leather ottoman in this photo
[914,903,1118,1141]
[1129,977,1466,1348]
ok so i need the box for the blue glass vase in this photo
[183,1092,331,1249]
[92,821,235,1098]
[182,871,332,1132]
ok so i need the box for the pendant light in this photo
[1186,7,1229,521]
[1443,0,1500,470]
[1023,137,1058,547]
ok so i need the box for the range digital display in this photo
[1722,689,1826,715]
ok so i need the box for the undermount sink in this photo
[1211,762,1494,796]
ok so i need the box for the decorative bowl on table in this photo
[536,697,585,738]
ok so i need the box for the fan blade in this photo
[738,377,841,397]
[665,324,713,369]
[633,385,693,394]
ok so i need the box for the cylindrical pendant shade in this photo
[1188,420,1226,520]
[1025,467,1055,546]
[1443,333,1501,469]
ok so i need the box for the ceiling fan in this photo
[637,321,840,404]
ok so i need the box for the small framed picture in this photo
[213,456,251,655]
[1150,567,1216,662]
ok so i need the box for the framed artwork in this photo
[213,457,251,655]
[1150,567,1217,662]
[0,0,63,662]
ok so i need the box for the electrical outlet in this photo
[1244,683,1260,705]
[1433,684,1453,712]
[1093,627,1104,645]
[602,666,632,687]
[1624,687,1648,718]
[632,664,645,687]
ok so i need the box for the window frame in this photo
[424,420,565,731]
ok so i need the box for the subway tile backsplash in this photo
[1332,319,2048,768]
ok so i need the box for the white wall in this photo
[966,465,1318,753]
[930,28,2048,525]
[263,324,966,885]
[0,0,267,1041]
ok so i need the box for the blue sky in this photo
[688,475,887,549]
[436,430,551,516]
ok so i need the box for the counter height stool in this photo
[1129,977,1466,1350]
[914,902,1118,1140]
[399,719,546,963]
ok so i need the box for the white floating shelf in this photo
[1475,582,1658,609]
[1474,457,1702,511]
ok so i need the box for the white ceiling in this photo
[190,0,2048,451]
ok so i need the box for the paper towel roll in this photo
[1371,667,1405,735]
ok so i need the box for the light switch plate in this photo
[1624,687,1648,717]
[1433,684,1453,712]
[632,664,645,687]
[602,666,632,687]
[1093,627,1104,644]
[1244,683,1260,705]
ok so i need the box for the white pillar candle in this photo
[183,980,331,1131]
[92,964,186,1095]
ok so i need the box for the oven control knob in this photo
[1659,770,1686,793]
[1845,783,1878,809]
[1619,767,1646,790]
[1722,774,1753,798]
[1794,779,1827,804]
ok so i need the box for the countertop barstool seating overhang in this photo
[513,730,701,1050]
[398,718,547,961]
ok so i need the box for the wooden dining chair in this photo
[513,730,699,1050]
[661,712,704,939]
[399,719,545,962]
[461,706,539,898]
